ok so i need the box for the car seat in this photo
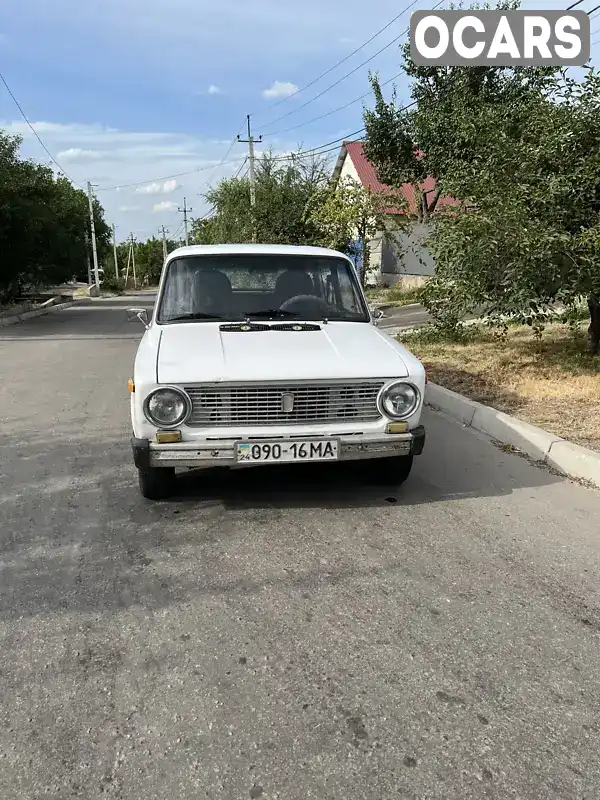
[193,269,233,314]
[274,270,314,307]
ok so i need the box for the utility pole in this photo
[160,225,168,260]
[124,240,132,286]
[84,223,92,285]
[177,198,191,246]
[124,234,136,288]
[238,115,262,243]
[130,234,137,289]
[112,224,119,279]
[87,181,100,288]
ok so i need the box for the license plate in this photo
[236,439,339,464]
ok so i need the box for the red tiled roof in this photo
[340,141,456,216]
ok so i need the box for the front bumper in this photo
[132,426,425,470]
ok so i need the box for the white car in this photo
[128,244,426,500]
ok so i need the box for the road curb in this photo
[425,382,600,488]
[380,324,416,336]
[0,298,77,327]
[378,302,423,312]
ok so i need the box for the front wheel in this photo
[369,454,414,486]
[138,466,176,500]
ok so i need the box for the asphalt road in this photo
[59,289,430,329]
[1,297,600,800]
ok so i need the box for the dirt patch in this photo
[404,322,600,452]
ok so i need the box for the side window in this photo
[335,265,362,313]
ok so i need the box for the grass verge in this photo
[366,287,424,307]
[401,322,600,452]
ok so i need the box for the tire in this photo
[369,454,414,486]
[138,467,176,500]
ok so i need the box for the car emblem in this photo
[292,324,302,331]
[281,392,294,413]
[240,324,251,331]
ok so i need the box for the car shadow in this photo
[0,411,589,622]
[166,406,567,509]
[173,460,410,509]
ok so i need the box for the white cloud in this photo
[262,80,298,99]
[136,178,180,194]
[136,182,163,195]
[207,84,221,95]
[57,147,103,161]
[153,201,178,213]
[1,116,340,239]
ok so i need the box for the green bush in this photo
[101,275,125,294]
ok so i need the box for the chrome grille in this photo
[184,382,385,427]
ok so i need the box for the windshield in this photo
[157,253,370,323]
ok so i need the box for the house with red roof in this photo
[331,140,454,287]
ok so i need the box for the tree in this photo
[308,176,407,286]
[189,151,330,246]
[363,0,555,222]
[0,128,111,299]
[362,2,600,350]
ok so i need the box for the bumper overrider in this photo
[131,427,425,470]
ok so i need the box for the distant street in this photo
[379,303,429,330]
[69,291,432,330]
[0,299,599,799]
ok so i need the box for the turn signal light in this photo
[156,430,182,443]
[128,378,135,393]
[387,422,409,434]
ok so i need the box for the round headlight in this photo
[144,387,190,428]
[379,382,419,419]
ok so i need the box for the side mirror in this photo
[127,307,149,329]
[370,307,385,326]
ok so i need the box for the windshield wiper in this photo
[167,312,237,322]
[243,309,299,318]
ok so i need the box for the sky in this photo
[1,0,599,243]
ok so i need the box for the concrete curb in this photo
[378,302,423,312]
[380,324,416,336]
[0,297,77,327]
[425,382,600,489]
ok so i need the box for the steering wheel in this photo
[279,294,331,316]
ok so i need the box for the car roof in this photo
[165,243,351,262]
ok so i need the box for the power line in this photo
[0,71,82,188]
[255,35,404,132]
[197,117,248,190]
[255,0,445,133]
[264,0,600,136]
[233,157,248,178]
[96,157,247,191]
[171,221,185,241]
[263,72,407,138]
[97,129,365,195]
[259,0,422,114]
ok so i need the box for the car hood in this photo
[156,322,413,383]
